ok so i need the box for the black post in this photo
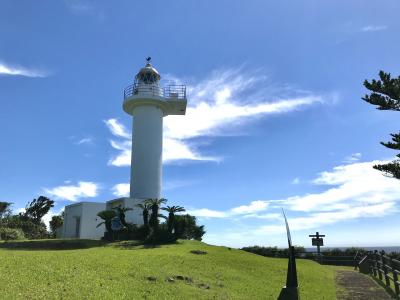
[278,210,300,300]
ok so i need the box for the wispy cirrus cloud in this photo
[362,25,388,32]
[0,62,49,78]
[44,181,99,201]
[64,0,105,20]
[343,152,362,164]
[77,137,94,145]
[105,68,329,166]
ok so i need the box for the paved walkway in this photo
[336,270,393,299]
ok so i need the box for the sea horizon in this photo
[305,246,400,253]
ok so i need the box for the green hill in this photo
[0,240,337,299]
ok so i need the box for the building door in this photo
[75,217,81,238]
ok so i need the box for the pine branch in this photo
[373,161,400,179]
[380,132,400,150]
[363,71,400,111]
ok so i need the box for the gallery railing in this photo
[124,83,186,100]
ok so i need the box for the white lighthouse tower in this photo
[120,59,187,222]
[61,60,186,238]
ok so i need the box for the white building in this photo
[61,60,187,239]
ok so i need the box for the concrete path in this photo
[336,270,394,299]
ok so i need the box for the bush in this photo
[0,227,25,241]
[241,245,305,258]
[113,225,148,241]
[0,215,48,239]
[144,225,176,245]
[173,214,205,241]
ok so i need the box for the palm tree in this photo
[135,202,151,228]
[161,205,186,233]
[113,205,133,228]
[96,210,116,232]
[146,198,167,229]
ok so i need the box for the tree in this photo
[161,205,186,233]
[173,214,205,241]
[49,215,64,238]
[146,198,167,229]
[135,202,151,228]
[96,210,116,232]
[113,205,133,228]
[22,196,54,224]
[0,202,12,219]
[1,215,48,239]
[363,70,400,179]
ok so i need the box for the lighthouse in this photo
[123,60,187,202]
[61,60,187,238]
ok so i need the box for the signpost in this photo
[278,210,300,300]
[309,231,325,262]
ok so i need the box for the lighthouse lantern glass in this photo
[138,72,158,84]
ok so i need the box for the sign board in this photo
[111,217,123,231]
[312,238,323,246]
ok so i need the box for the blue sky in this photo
[1,0,399,247]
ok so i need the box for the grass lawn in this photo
[0,239,337,299]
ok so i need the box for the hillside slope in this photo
[0,240,336,299]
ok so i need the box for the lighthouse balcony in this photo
[123,83,187,116]
[124,83,186,101]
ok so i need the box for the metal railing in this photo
[124,83,186,100]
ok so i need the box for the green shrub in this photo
[113,225,148,241]
[0,227,25,241]
[173,214,205,241]
[0,215,48,239]
[241,245,305,258]
[144,225,176,244]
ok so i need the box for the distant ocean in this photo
[305,246,400,253]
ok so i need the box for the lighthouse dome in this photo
[135,63,161,84]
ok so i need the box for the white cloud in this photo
[64,0,104,20]
[242,213,282,220]
[362,25,388,32]
[112,183,130,197]
[0,62,48,78]
[187,200,269,218]
[187,159,400,240]
[230,200,269,214]
[164,179,196,190]
[258,202,395,234]
[65,1,92,14]
[106,68,327,166]
[292,177,300,184]
[77,137,94,145]
[343,152,361,164]
[44,181,99,201]
[186,208,228,218]
[104,119,130,139]
[285,160,400,212]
